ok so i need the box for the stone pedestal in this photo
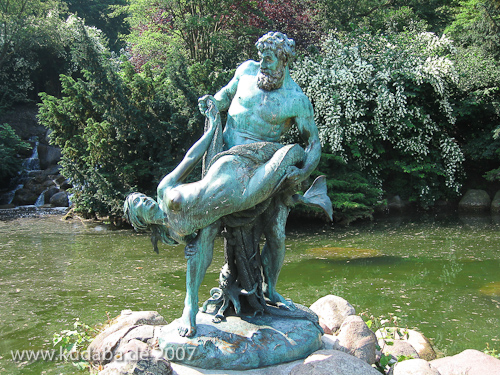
[156,310,323,370]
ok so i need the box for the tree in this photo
[292,30,464,210]
[0,0,70,108]
[61,0,129,51]
[445,1,500,187]
[38,19,199,219]
[0,123,29,187]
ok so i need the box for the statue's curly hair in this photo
[255,31,296,65]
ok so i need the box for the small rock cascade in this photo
[0,104,70,210]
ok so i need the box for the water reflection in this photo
[0,214,499,373]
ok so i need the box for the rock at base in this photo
[393,358,440,375]
[458,189,491,212]
[336,315,377,364]
[290,349,381,375]
[430,349,500,375]
[156,310,323,371]
[309,295,355,334]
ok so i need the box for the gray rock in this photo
[170,360,301,375]
[376,328,436,361]
[309,295,355,334]
[44,187,60,202]
[99,353,172,375]
[12,188,38,205]
[491,190,500,213]
[43,164,61,176]
[49,191,69,207]
[321,334,340,350]
[403,329,436,361]
[381,340,419,359]
[88,310,167,366]
[290,349,381,375]
[430,349,500,375]
[387,195,409,212]
[37,144,61,170]
[393,358,440,375]
[458,189,491,212]
[336,315,377,364]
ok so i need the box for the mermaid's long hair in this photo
[123,192,178,252]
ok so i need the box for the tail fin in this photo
[296,176,333,221]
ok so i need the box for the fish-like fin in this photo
[296,176,333,221]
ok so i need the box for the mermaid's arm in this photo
[160,101,220,188]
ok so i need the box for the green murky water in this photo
[0,213,499,373]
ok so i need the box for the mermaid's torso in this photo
[160,142,303,239]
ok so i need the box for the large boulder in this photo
[12,188,38,205]
[37,144,61,170]
[309,295,355,334]
[88,310,167,367]
[393,358,440,375]
[458,189,491,212]
[430,349,500,375]
[336,315,377,364]
[387,195,410,212]
[491,190,500,213]
[49,191,69,207]
[381,340,419,359]
[290,349,381,375]
[376,328,436,361]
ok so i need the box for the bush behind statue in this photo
[291,30,465,210]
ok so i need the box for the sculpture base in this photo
[156,308,323,370]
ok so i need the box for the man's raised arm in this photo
[198,60,255,114]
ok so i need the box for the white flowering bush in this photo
[292,31,464,207]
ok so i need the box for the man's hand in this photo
[198,95,217,116]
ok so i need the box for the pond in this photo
[0,212,499,374]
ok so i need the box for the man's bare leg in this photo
[178,221,219,337]
[261,202,295,309]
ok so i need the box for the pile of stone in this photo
[85,295,500,375]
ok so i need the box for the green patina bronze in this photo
[124,32,332,356]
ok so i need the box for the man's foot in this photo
[265,290,296,311]
[178,306,197,337]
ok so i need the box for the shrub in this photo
[292,30,464,209]
[0,123,30,188]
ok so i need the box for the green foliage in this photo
[363,312,410,373]
[124,0,262,69]
[484,343,500,359]
[0,0,73,108]
[61,0,129,51]
[38,19,199,218]
[292,30,464,209]
[445,1,500,184]
[446,0,500,58]
[314,153,382,224]
[52,318,96,370]
[0,123,30,186]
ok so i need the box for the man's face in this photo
[259,50,280,74]
[257,49,285,91]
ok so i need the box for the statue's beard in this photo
[257,67,285,91]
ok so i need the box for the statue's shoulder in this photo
[235,60,259,78]
[286,80,313,115]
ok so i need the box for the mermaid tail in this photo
[294,176,333,221]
